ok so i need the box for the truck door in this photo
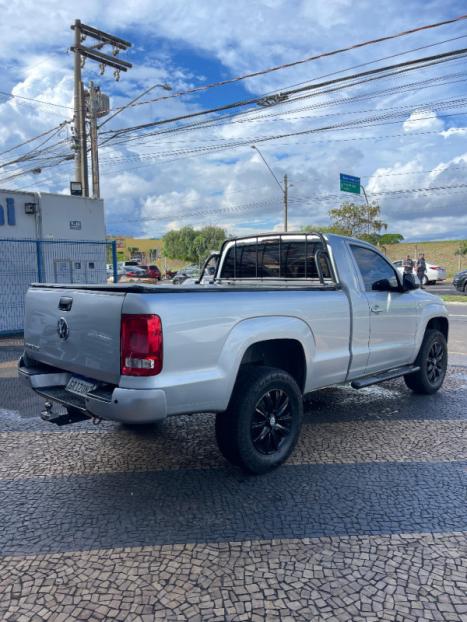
[350,244,418,373]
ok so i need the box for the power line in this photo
[100,46,467,147]
[0,90,73,110]
[104,14,467,114]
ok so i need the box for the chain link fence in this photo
[0,238,117,335]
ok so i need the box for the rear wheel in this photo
[404,329,447,394]
[215,366,303,474]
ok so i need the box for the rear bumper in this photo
[18,356,167,424]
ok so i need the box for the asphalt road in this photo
[425,282,465,296]
[0,325,466,620]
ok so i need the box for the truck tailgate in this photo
[24,286,125,384]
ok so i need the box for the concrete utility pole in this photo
[73,19,88,196]
[283,174,288,233]
[251,145,289,232]
[70,20,133,197]
[88,82,100,199]
[360,184,370,236]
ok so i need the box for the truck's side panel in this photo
[119,288,351,413]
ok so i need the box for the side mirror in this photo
[372,276,400,292]
[372,278,392,292]
[402,273,419,291]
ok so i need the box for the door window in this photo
[351,245,398,292]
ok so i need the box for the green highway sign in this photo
[340,173,361,194]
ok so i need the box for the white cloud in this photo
[2,0,467,242]
[439,127,467,139]
[402,109,444,133]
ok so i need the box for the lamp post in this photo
[251,145,288,232]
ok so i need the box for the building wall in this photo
[0,189,105,241]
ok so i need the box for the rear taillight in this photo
[121,314,163,376]
[429,266,442,270]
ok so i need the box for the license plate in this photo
[66,377,97,396]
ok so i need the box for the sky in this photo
[1,0,467,241]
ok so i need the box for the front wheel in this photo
[215,366,303,474]
[404,329,447,394]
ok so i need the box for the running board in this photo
[351,365,420,389]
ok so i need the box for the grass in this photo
[440,295,467,303]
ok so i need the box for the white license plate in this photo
[66,377,97,396]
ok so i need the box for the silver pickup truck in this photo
[19,232,449,474]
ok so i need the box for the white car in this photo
[393,260,447,285]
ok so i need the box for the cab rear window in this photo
[221,240,331,279]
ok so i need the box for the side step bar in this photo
[351,365,420,390]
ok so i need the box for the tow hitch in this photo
[40,402,94,426]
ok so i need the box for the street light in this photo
[251,145,288,232]
[98,82,172,129]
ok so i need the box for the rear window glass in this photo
[221,240,331,280]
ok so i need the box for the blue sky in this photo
[1,0,467,240]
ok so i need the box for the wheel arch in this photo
[239,338,307,392]
[218,316,314,409]
[425,316,449,341]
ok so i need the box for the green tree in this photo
[454,241,467,256]
[301,224,348,235]
[163,226,226,264]
[455,241,467,270]
[329,201,387,239]
[378,233,404,245]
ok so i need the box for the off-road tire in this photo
[404,329,447,394]
[215,365,303,474]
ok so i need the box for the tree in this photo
[301,224,348,235]
[329,201,387,239]
[378,233,404,245]
[455,241,467,270]
[163,226,226,264]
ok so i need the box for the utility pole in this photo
[283,174,288,233]
[251,145,289,232]
[88,82,100,198]
[73,19,88,196]
[70,20,132,197]
[360,184,370,235]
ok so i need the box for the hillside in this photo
[383,240,467,278]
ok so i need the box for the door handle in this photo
[370,304,383,314]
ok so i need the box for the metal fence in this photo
[0,238,117,335]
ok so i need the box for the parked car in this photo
[107,266,150,283]
[181,252,220,286]
[392,260,447,285]
[172,264,201,284]
[20,232,448,475]
[453,269,467,293]
[139,264,161,281]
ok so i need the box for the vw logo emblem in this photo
[57,317,70,340]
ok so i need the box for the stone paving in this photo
[0,419,466,479]
[1,533,466,621]
[0,336,466,620]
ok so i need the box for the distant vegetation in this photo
[163,226,227,265]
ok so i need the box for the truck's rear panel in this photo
[24,286,126,385]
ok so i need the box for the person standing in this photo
[403,254,415,286]
[416,253,427,288]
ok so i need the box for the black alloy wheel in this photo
[404,329,447,394]
[251,389,292,455]
[215,365,303,474]
[426,340,445,384]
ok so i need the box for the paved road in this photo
[446,303,467,367]
[425,282,465,296]
[0,331,466,621]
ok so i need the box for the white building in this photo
[0,189,108,334]
[0,189,105,241]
